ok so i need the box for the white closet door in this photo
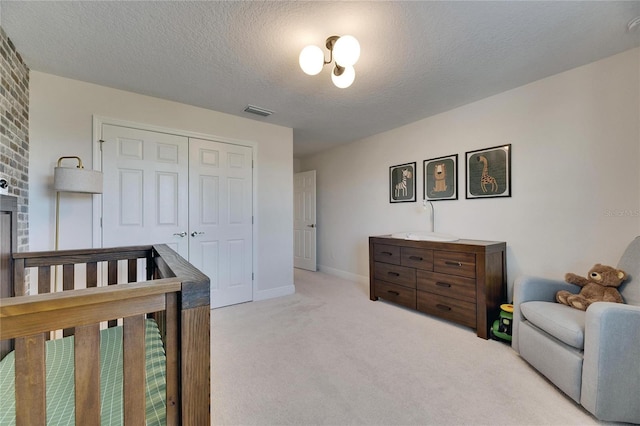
[101,125,190,257]
[189,138,253,308]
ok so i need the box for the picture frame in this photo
[423,154,458,201]
[389,162,416,203]
[465,144,511,199]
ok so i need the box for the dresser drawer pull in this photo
[387,272,400,277]
[436,304,452,311]
[381,251,394,256]
[436,282,452,288]
[409,256,423,261]
[444,260,462,267]
[387,290,400,296]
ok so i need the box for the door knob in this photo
[307,224,316,228]
[191,231,205,237]
[173,232,187,237]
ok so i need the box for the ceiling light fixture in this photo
[299,35,360,89]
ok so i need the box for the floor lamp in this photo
[53,155,103,251]
[50,155,102,333]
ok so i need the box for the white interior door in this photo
[293,170,316,271]
[101,124,189,257]
[189,138,253,308]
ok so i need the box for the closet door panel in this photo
[189,138,253,308]
[101,125,189,260]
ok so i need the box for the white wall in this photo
[301,48,640,298]
[29,71,294,300]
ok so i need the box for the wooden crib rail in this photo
[152,244,211,425]
[1,280,181,425]
[4,244,210,425]
[0,279,181,339]
[11,245,154,297]
[11,245,152,266]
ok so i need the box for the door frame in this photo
[92,115,258,295]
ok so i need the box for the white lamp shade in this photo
[54,167,103,194]
[299,45,325,75]
[331,65,356,89]
[333,35,360,67]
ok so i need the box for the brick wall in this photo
[0,26,29,252]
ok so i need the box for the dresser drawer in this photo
[375,280,416,309]
[416,270,476,303]
[434,251,476,278]
[417,291,476,329]
[374,262,416,288]
[373,244,401,265]
[401,247,433,271]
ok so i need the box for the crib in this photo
[0,195,210,425]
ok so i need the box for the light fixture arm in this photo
[326,36,347,77]
[324,35,340,65]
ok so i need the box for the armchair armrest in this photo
[581,302,640,423]
[511,275,578,352]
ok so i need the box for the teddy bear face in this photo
[588,264,626,288]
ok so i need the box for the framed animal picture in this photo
[424,154,458,201]
[465,144,511,199]
[389,162,416,203]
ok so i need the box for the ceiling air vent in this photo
[244,105,274,117]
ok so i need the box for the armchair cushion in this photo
[520,301,585,349]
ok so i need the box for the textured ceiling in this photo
[2,1,639,157]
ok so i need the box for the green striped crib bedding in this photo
[0,319,166,425]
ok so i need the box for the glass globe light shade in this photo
[299,45,324,75]
[332,35,360,67]
[331,65,355,89]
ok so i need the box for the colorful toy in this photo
[490,303,513,342]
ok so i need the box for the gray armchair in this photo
[512,236,640,424]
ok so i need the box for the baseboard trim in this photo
[317,265,369,285]
[253,284,295,301]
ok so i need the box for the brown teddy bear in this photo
[556,264,627,311]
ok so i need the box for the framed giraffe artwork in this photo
[424,154,458,201]
[465,144,511,199]
[389,162,416,203]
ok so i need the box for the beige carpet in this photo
[211,268,603,426]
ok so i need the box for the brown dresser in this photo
[369,235,506,339]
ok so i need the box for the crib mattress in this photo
[0,319,166,425]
